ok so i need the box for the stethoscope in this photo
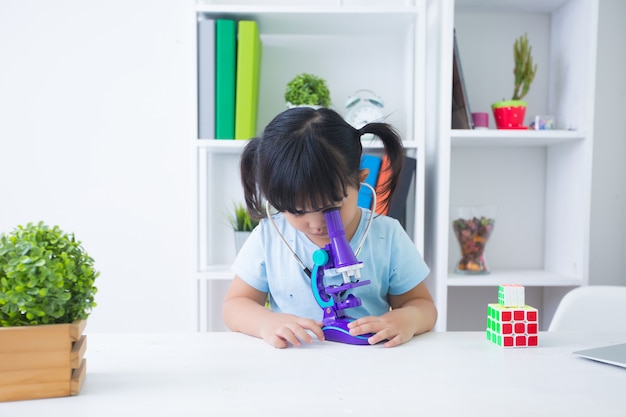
[264,182,377,279]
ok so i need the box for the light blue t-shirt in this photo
[231,209,430,321]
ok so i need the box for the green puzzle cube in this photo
[487,303,538,348]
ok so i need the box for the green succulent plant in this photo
[228,203,259,232]
[284,73,331,107]
[0,221,99,326]
[511,33,538,101]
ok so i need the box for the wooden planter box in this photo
[0,320,87,402]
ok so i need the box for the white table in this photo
[2,332,625,416]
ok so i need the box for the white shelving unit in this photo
[425,0,598,331]
[193,0,427,331]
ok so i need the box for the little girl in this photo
[223,107,437,348]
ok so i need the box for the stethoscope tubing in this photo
[264,182,376,279]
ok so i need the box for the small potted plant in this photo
[491,33,538,129]
[0,221,99,401]
[228,202,259,252]
[284,73,331,108]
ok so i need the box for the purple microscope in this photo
[311,207,374,345]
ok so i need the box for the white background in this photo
[0,0,623,332]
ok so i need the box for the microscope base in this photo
[322,319,374,345]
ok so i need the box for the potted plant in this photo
[228,202,259,252]
[0,221,99,402]
[491,33,537,129]
[284,73,331,108]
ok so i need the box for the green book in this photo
[234,20,262,140]
[215,19,236,139]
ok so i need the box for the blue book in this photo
[357,154,382,209]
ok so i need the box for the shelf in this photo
[454,0,572,14]
[197,265,234,281]
[426,0,597,331]
[450,129,585,146]
[195,1,425,298]
[197,2,421,35]
[446,269,583,287]
[196,140,247,153]
[196,138,421,152]
[195,3,423,143]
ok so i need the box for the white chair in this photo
[548,285,626,331]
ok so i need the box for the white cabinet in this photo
[193,0,598,332]
[193,0,427,331]
[425,0,598,331]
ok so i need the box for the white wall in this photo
[0,0,623,333]
[0,0,196,332]
[590,0,626,286]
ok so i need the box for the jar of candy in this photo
[451,206,496,274]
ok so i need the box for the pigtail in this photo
[360,123,405,214]
[240,138,265,220]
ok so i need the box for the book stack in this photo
[197,17,262,140]
[357,153,416,230]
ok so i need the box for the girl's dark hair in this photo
[240,107,405,219]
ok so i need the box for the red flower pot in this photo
[491,100,527,129]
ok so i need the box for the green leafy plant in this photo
[284,73,331,107]
[0,221,99,326]
[511,33,538,101]
[228,203,259,232]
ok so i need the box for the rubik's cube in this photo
[486,285,538,348]
[498,283,525,307]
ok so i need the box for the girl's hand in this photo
[347,311,417,348]
[348,282,438,347]
[259,314,325,348]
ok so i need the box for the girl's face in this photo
[282,169,369,247]
[283,185,361,247]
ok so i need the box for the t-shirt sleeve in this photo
[387,220,430,296]
[230,226,269,293]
